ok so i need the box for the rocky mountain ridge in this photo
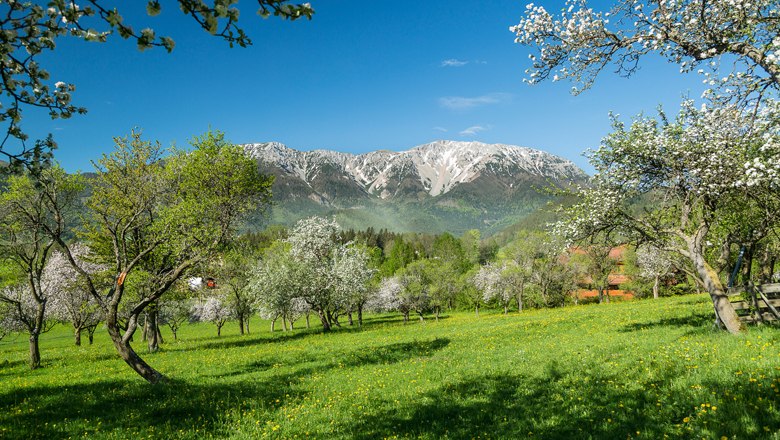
[242,140,588,235]
[244,140,586,199]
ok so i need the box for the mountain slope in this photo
[245,140,588,235]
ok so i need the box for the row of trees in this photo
[0,130,272,383]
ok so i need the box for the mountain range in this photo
[244,140,588,235]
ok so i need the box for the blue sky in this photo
[28,0,706,174]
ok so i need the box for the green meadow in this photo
[1,295,778,439]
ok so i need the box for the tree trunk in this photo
[282,315,288,332]
[318,310,331,332]
[28,332,41,370]
[597,288,603,304]
[246,318,250,334]
[475,305,479,317]
[503,304,508,314]
[142,313,149,341]
[107,318,165,384]
[147,310,159,353]
[216,323,223,337]
[357,305,363,327]
[435,306,440,321]
[271,318,276,332]
[653,275,660,299]
[418,311,424,322]
[238,315,245,335]
[347,312,354,326]
[156,318,164,345]
[87,326,96,345]
[691,246,744,334]
[760,248,775,284]
[306,313,310,329]
[518,280,524,312]
[74,326,82,346]
[403,311,409,323]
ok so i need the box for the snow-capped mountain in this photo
[242,140,587,235]
[244,140,586,199]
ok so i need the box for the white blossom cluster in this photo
[473,262,514,305]
[368,277,403,312]
[511,0,780,100]
[550,184,625,243]
[250,216,376,326]
[636,245,674,279]
[556,95,780,250]
[45,245,104,326]
[593,99,780,197]
[190,296,232,324]
[0,285,46,332]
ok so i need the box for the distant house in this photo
[187,276,218,290]
[569,245,634,301]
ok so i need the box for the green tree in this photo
[56,130,272,383]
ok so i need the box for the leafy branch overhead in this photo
[0,0,314,171]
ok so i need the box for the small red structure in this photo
[205,278,217,289]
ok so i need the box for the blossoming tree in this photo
[555,100,780,333]
[191,296,232,337]
[0,166,84,368]
[474,262,515,314]
[46,245,105,345]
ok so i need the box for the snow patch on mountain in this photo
[244,140,586,198]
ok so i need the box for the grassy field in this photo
[1,294,779,439]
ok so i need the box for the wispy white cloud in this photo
[433,126,448,132]
[441,59,468,67]
[439,93,511,110]
[459,125,490,136]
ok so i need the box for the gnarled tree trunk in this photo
[690,244,743,334]
[106,313,165,384]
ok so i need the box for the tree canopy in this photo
[511,0,779,103]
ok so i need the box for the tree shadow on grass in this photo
[1,336,451,439]
[619,312,715,333]
[187,314,448,352]
[195,329,314,351]
[342,360,778,440]
[0,373,308,440]
[341,338,450,368]
[220,337,450,378]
